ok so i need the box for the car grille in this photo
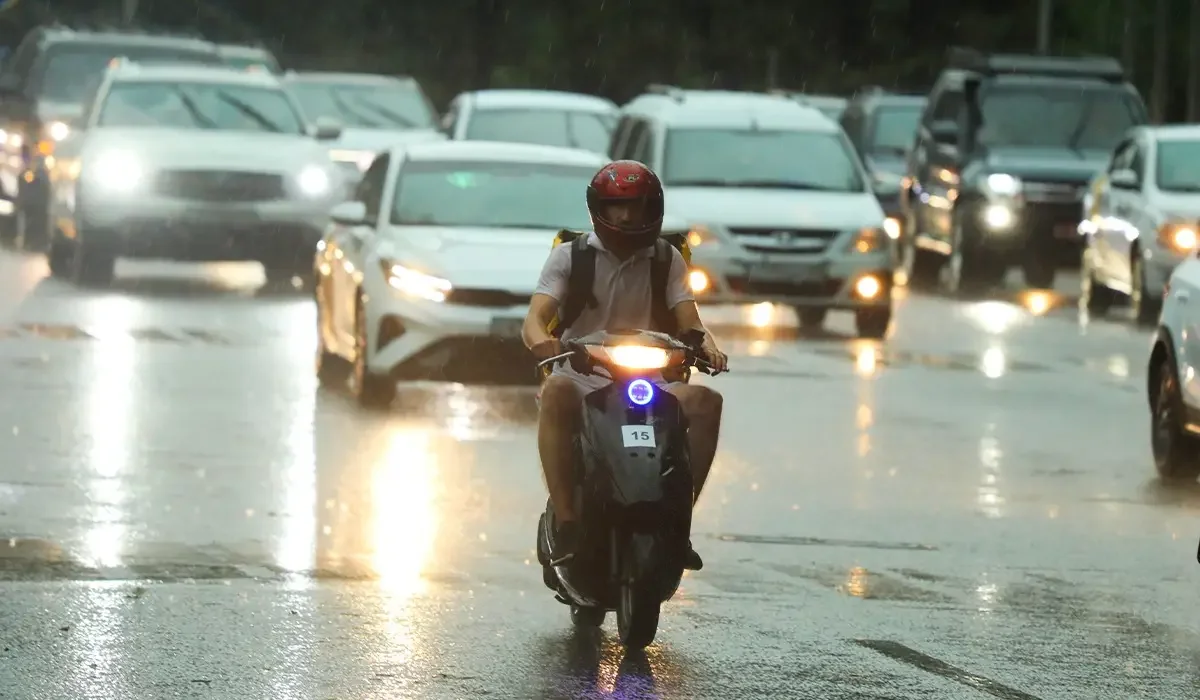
[445,289,530,307]
[728,227,841,254]
[1022,179,1086,204]
[725,276,843,297]
[154,170,286,202]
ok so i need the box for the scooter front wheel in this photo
[616,582,660,648]
[570,604,606,627]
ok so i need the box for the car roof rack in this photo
[947,47,1125,82]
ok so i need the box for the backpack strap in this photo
[649,239,676,335]
[552,235,598,338]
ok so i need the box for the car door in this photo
[1104,139,1150,288]
[1091,138,1135,283]
[330,154,390,346]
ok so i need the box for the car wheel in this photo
[1151,354,1200,482]
[353,293,396,409]
[901,236,942,290]
[855,307,891,339]
[942,218,1002,297]
[69,233,116,287]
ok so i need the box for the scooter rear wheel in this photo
[616,583,660,648]
[570,604,606,627]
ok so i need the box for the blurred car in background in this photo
[0,25,225,251]
[46,61,343,287]
[1149,256,1200,482]
[216,43,282,74]
[314,141,609,406]
[902,48,1147,294]
[1080,125,1200,325]
[440,89,617,156]
[840,87,926,245]
[769,90,847,121]
[283,71,444,185]
[613,85,893,338]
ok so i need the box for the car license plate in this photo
[1053,222,1078,239]
[490,317,523,338]
[750,262,824,281]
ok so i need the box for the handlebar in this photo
[535,338,728,377]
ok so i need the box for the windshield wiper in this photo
[174,89,218,128]
[329,90,384,128]
[346,94,418,128]
[216,91,283,132]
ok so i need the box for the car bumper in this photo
[687,248,894,309]
[75,198,330,262]
[366,286,534,379]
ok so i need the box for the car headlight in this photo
[1158,221,1199,253]
[685,224,722,248]
[844,226,886,254]
[982,173,1021,196]
[46,121,70,141]
[88,151,144,192]
[380,259,452,302]
[297,165,331,197]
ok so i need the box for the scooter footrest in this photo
[554,594,571,605]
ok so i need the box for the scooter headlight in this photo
[588,344,672,369]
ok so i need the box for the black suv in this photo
[840,87,927,243]
[0,26,223,250]
[901,48,1148,293]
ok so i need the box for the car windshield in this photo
[97,82,304,133]
[663,128,867,192]
[464,108,614,153]
[978,85,1142,151]
[38,45,220,104]
[869,104,923,156]
[289,81,435,129]
[1155,139,1200,192]
[391,160,595,229]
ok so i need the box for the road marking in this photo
[856,639,1043,700]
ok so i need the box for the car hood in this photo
[666,186,885,228]
[83,128,333,171]
[329,127,445,152]
[983,147,1108,183]
[36,101,86,123]
[1151,191,1200,218]
[376,225,556,292]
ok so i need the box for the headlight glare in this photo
[297,165,331,196]
[381,259,452,302]
[984,173,1021,196]
[89,151,144,192]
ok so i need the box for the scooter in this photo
[534,328,725,648]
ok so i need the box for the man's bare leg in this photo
[538,376,582,562]
[666,383,725,569]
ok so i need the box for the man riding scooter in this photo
[521,159,728,569]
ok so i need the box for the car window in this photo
[977,86,1140,151]
[464,108,615,153]
[390,160,595,230]
[289,81,435,129]
[930,89,963,122]
[1153,139,1200,192]
[662,128,867,192]
[36,45,221,105]
[868,105,923,156]
[357,155,390,222]
[97,81,304,133]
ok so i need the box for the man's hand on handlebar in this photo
[699,333,728,373]
[530,338,564,361]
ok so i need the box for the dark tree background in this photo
[3,0,1199,120]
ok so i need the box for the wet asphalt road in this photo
[0,250,1197,699]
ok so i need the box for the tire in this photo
[1151,355,1200,482]
[796,308,826,329]
[47,229,73,279]
[571,605,606,627]
[855,308,891,339]
[902,240,942,290]
[1131,255,1161,327]
[1022,242,1056,289]
[70,235,116,287]
[1080,250,1116,316]
[943,218,1004,297]
[616,582,660,649]
[352,294,396,409]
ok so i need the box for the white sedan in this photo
[314,140,610,407]
[46,61,344,287]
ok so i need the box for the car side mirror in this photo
[330,200,367,226]
[310,116,342,141]
[1110,168,1138,189]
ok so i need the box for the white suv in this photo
[1150,257,1200,482]
[610,85,893,338]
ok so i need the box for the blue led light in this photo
[627,379,654,406]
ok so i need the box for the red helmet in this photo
[586,160,664,253]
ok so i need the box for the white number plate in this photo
[489,317,523,337]
[621,425,656,448]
